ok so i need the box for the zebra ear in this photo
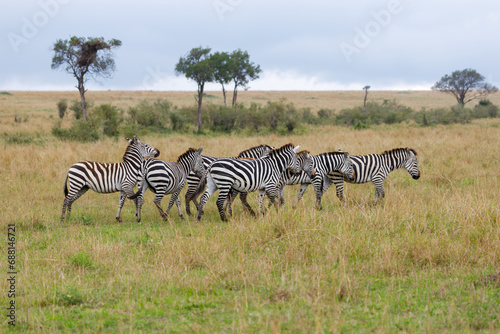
[127,137,133,143]
[197,148,203,155]
[343,151,349,158]
[293,145,300,153]
[133,135,139,143]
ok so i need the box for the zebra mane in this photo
[237,144,272,157]
[297,150,310,157]
[319,151,346,156]
[268,143,295,157]
[177,148,197,162]
[122,137,138,161]
[381,147,417,156]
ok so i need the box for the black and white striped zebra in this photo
[227,150,316,216]
[184,144,273,216]
[61,136,160,222]
[196,143,301,222]
[328,147,420,202]
[129,148,204,222]
[279,151,355,210]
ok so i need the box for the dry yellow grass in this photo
[4,89,499,116]
[1,91,499,332]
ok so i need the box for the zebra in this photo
[279,151,355,210]
[129,148,204,222]
[184,144,273,216]
[61,135,160,222]
[226,150,316,216]
[196,143,301,222]
[328,147,420,202]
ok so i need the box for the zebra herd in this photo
[61,136,421,222]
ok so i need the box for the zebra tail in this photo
[128,188,141,200]
[63,174,69,197]
[188,173,207,201]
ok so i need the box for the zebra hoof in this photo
[116,217,123,223]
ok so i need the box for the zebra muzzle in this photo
[154,149,160,157]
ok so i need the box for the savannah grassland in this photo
[1,90,500,333]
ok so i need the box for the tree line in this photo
[50,35,497,134]
[175,47,261,131]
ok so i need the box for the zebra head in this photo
[403,148,420,180]
[192,148,205,178]
[127,135,160,159]
[298,150,316,178]
[339,151,355,181]
[178,147,205,178]
[268,144,301,175]
[288,145,301,175]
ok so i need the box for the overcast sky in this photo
[1,0,499,91]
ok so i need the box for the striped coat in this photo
[184,144,273,216]
[197,144,300,221]
[130,148,204,222]
[328,147,420,202]
[279,151,355,210]
[61,136,159,222]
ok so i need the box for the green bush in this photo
[414,105,471,125]
[57,99,68,119]
[472,99,498,118]
[336,100,413,127]
[206,104,237,132]
[91,104,122,137]
[127,99,171,129]
[52,118,102,142]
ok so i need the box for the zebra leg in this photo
[61,185,89,221]
[184,184,196,216]
[239,193,256,216]
[153,190,169,221]
[166,189,184,220]
[279,183,286,206]
[258,190,266,215]
[266,187,281,211]
[216,188,231,222]
[311,175,325,210]
[197,174,218,221]
[116,191,128,223]
[373,180,385,202]
[134,183,149,223]
[334,181,345,203]
[295,184,309,207]
[223,190,237,216]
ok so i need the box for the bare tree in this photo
[51,37,122,120]
[363,85,370,112]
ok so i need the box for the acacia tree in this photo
[211,51,232,106]
[432,68,498,106]
[51,36,122,120]
[175,47,213,132]
[229,49,261,107]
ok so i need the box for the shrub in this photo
[472,99,498,118]
[57,99,68,119]
[206,104,237,132]
[52,118,101,142]
[336,100,414,127]
[69,100,93,119]
[91,104,122,137]
[127,99,171,129]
